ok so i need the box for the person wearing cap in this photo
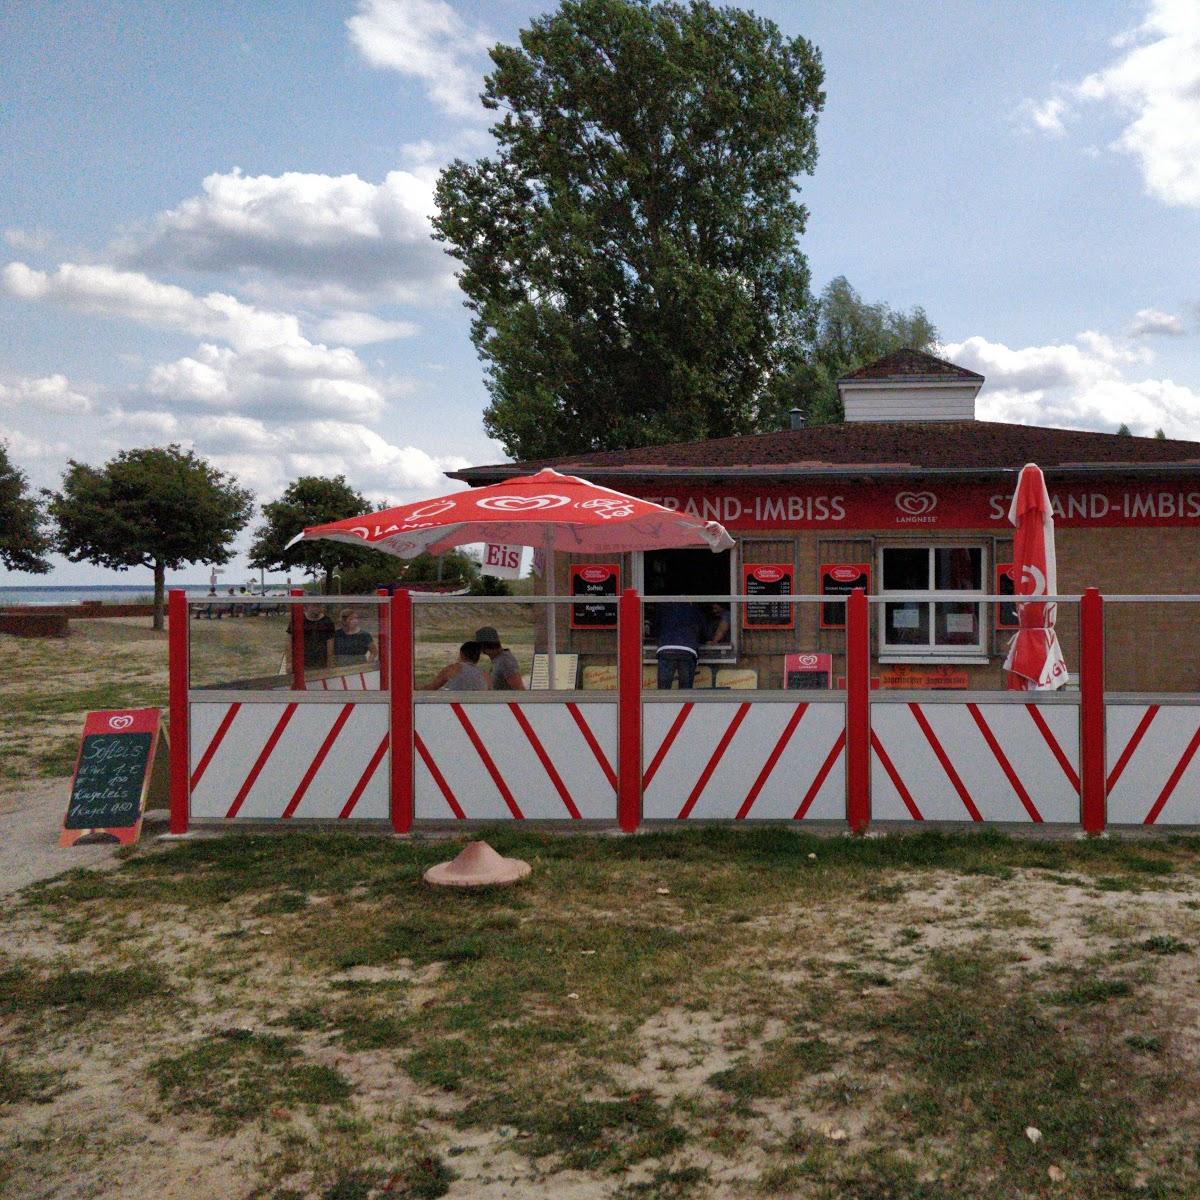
[474,625,525,690]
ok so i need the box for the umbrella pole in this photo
[546,527,557,690]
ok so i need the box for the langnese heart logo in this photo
[108,714,134,730]
[895,491,937,517]
[476,494,571,512]
[796,654,819,667]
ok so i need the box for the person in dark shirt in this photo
[655,602,705,689]
[288,604,335,669]
[330,608,376,666]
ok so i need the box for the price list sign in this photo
[60,709,164,847]
[743,564,794,629]
[820,563,871,629]
[570,564,619,629]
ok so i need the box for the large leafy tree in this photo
[766,276,939,425]
[248,476,378,595]
[434,0,825,460]
[0,442,52,574]
[48,446,253,629]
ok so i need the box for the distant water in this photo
[0,584,215,607]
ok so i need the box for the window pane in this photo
[885,602,929,645]
[935,602,981,646]
[882,548,928,590]
[934,547,982,590]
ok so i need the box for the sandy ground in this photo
[0,777,169,896]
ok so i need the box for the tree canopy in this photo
[434,0,825,460]
[764,276,940,426]
[249,475,379,595]
[0,442,52,574]
[48,445,253,629]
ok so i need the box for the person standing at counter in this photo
[474,625,525,690]
[655,602,704,689]
[329,608,376,666]
[288,604,334,669]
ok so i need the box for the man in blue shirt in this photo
[655,602,705,689]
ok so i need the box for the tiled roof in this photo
[837,348,984,383]
[449,421,1200,484]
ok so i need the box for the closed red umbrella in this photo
[1003,463,1068,691]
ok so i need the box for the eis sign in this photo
[641,484,1200,530]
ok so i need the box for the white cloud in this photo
[347,0,491,120]
[3,227,53,253]
[314,312,418,345]
[944,332,1200,438]
[3,261,302,352]
[1127,307,1187,337]
[0,373,92,414]
[1024,0,1200,207]
[120,168,454,307]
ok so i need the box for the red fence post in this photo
[390,590,414,834]
[845,588,871,834]
[1079,587,1106,835]
[289,588,306,689]
[618,588,642,833]
[376,587,390,690]
[167,589,190,835]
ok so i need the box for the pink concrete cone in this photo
[423,840,531,888]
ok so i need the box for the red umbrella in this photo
[289,468,733,558]
[1003,463,1068,691]
[290,468,734,687]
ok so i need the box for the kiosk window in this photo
[642,548,734,652]
[880,544,985,657]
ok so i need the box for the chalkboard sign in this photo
[785,652,832,690]
[60,709,164,847]
[743,564,794,629]
[820,563,870,628]
[995,563,1019,630]
[570,564,619,629]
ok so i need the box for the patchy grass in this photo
[0,1054,68,1105]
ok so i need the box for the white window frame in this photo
[877,542,989,663]
[633,546,739,664]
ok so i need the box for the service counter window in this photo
[637,547,736,661]
[879,544,987,660]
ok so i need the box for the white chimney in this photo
[837,349,984,423]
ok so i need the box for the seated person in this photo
[287,604,335,669]
[704,602,732,646]
[329,608,376,666]
[421,641,492,691]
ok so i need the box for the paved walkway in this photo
[0,777,169,896]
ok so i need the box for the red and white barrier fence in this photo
[166,587,1200,834]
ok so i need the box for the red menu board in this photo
[785,652,832,689]
[996,563,1019,630]
[743,564,794,629]
[570,563,619,629]
[820,563,870,628]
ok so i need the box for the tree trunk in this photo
[153,560,165,632]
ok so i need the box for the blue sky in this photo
[2,0,1198,584]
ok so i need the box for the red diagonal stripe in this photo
[1143,720,1200,825]
[871,731,924,820]
[642,703,693,790]
[1107,705,1158,792]
[413,731,465,819]
[567,702,617,791]
[510,704,581,819]
[226,703,298,818]
[910,704,981,821]
[736,704,808,820]
[678,703,751,820]
[967,703,1042,822]
[452,704,524,819]
[281,703,354,819]
[795,729,846,820]
[340,733,389,819]
[190,702,240,790]
[1026,704,1080,793]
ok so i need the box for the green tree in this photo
[1154,427,1166,439]
[434,0,825,459]
[249,476,379,595]
[49,446,253,630]
[765,276,939,425]
[1117,423,1133,436]
[0,442,52,573]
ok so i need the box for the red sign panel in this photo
[820,563,871,629]
[743,563,794,629]
[785,652,832,689]
[637,483,1200,530]
[570,563,619,629]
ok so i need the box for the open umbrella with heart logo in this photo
[1003,463,1068,691]
[289,468,734,684]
